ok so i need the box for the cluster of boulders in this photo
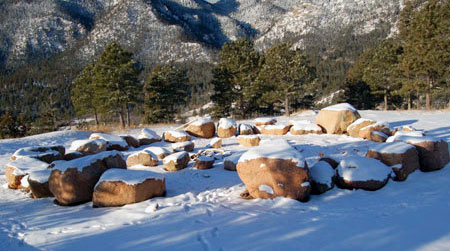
[4,103,450,207]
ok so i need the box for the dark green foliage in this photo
[338,79,374,110]
[0,112,29,139]
[210,66,234,119]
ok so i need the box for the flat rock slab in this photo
[290,123,323,135]
[6,157,50,189]
[261,125,291,135]
[347,118,376,138]
[237,135,260,147]
[69,139,107,155]
[163,130,191,143]
[194,156,215,170]
[11,145,65,163]
[138,128,162,145]
[172,141,195,152]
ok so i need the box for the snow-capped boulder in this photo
[186,118,215,138]
[366,142,420,181]
[194,156,215,170]
[392,125,424,136]
[290,123,323,135]
[346,118,376,138]
[237,135,260,147]
[209,138,222,148]
[359,121,391,140]
[163,151,190,172]
[217,118,237,138]
[318,156,340,169]
[89,133,129,151]
[224,153,243,171]
[254,118,277,126]
[261,124,291,135]
[370,131,389,143]
[172,141,195,152]
[236,140,310,201]
[310,161,335,194]
[49,151,126,206]
[93,169,165,207]
[92,169,166,207]
[163,130,191,143]
[138,128,162,145]
[11,145,65,163]
[28,169,53,198]
[391,135,449,172]
[316,103,360,134]
[120,135,140,148]
[238,124,254,135]
[126,149,159,167]
[69,139,107,155]
[64,150,84,161]
[143,147,172,160]
[5,157,50,189]
[336,156,392,191]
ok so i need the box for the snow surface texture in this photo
[291,123,322,131]
[69,139,106,151]
[52,151,122,172]
[322,103,357,112]
[28,169,52,184]
[191,118,213,126]
[368,142,414,154]
[337,156,392,182]
[12,147,60,160]
[218,118,236,129]
[165,130,190,138]
[7,157,49,175]
[96,169,164,187]
[1,111,450,250]
[310,161,334,186]
[89,133,128,148]
[139,128,161,140]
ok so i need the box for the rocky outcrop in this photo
[316,103,360,134]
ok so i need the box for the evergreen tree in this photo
[256,43,316,116]
[71,63,100,126]
[338,78,374,109]
[143,64,188,123]
[0,112,16,139]
[210,66,234,119]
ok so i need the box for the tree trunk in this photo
[118,107,125,128]
[126,105,131,127]
[407,94,411,110]
[94,111,99,127]
[384,90,388,111]
[426,75,432,110]
[285,96,290,117]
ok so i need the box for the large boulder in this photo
[89,133,129,151]
[359,121,391,140]
[290,122,323,135]
[163,130,191,143]
[163,151,190,172]
[217,118,237,138]
[209,138,222,148]
[254,118,277,126]
[194,156,215,170]
[237,135,260,147]
[238,124,255,135]
[69,139,107,155]
[28,169,53,198]
[261,125,291,135]
[336,156,392,191]
[120,135,140,148]
[172,141,195,152]
[49,151,126,206]
[366,142,420,181]
[316,103,360,134]
[126,149,159,167]
[346,118,376,138]
[391,135,449,172]
[138,128,162,145]
[309,161,335,194]
[5,157,50,189]
[186,118,215,138]
[11,145,65,163]
[93,169,165,207]
[143,147,172,160]
[236,140,310,201]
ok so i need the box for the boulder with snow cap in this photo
[28,169,54,198]
[391,135,449,172]
[224,153,243,171]
[209,138,222,148]
[172,141,195,152]
[316,103,360,134]
[5,157,50,189]
[238,124,254,135]
[69,139,107,155]
[290,122,323,135]
[254,118,277,126]
[217,118,237,138]
[186,118,215,138]
[120,135,140,148]
[336,156,392,191]
[138,128,162,145]
[261,124,291,135]
[194,156,215,170]
[366,142,420,181]
[163,151,190,172]
[48,151,126,206]
[237,135,260,147]
[93,169,165,207]
[346,118,376,138]
[144,147,172,160]
[310,160,335,194]
[370,131,389,143]
[64,150,84,161]
[89,133,129,151]
[126,149,159,167]
[236,139,311,201]
[163,130,191,143]
[11,145,65,163]
[358,121,391,140]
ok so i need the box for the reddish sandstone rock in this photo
[186,118,215,138]
[260,125,291,135]
[69,139,107,155]
[316,103,360,134]
[5,157,50,189]
[163,130,191,143]
[346,118,376,138]
[138,128,162,145]
[290,123,323,135]
[209,138,222,148]
[194,156,215,170]
[172,141,195,152]
[238,124,255,135]
[163,151,190,172]
[217,118,237,138]
[143,147,172,160]
[89,133,129,151]
[126,149,159,167]
[11,145,65,163]
[28,169,54,198]
[309,160,335,194]
[237,135,260,147]
[359,121,391,140]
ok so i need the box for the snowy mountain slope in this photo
[1,110,449,250]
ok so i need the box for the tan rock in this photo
[163,130,191,143]
[194,156,215,170]
[138,128,162,145]
[28,169,53,198]
[254,118,277,126]
[359,121,391,140]
[49,151,126,206]
[290,123,323,135]
[316,103,360,134]
[217,118,237,138]
[163,151,190,172]
[143,147,172,160]
[209,138,222,148]
[237,135,260,147]
[346,118,376,138]
[92,169,165,207]
[69,139,107,155]
[126,149,159,167]
[89,133,129,151]
[5,157,50,189]
[260,125,291,135]
[172,141,195,152]
[186,118,215,138]
[366,142,420,181]
[11,145,65,163]
[238,124,254,135]
[121,135,140,148]
[369,131,388,142]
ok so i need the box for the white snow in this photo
[390,135,439,144]
[258,184,274,194]
[254,117,276,124]
[289,119,312,126]
[263,124,290,130]
[310,161,335,186]
[138,128,161,140]
[69,139,106,151]
[191,118,213,126]
[218,118,236,129]
[394,130,425,137]
[12,147,60,160]
[172,141,193,150]
[360,121,390,131]
[347,118,375,131]
[28,168,52,183]
[291,123,322,131]
[239,124,253,132]
[96,169,164,187]
[163,151,188,163]
[197,156,214,162]
[128,149,158,160]
[52,151,123,172]
[368,142,415,154]
[143,147,171,156]
[239,139,306,168]
[89,133,128,148]
[165,130,190,138]
[337,156,392,182]
[7,157,50,175]
[20,175,29,188]
[209,138,221,146]
[372,130,388,138]
[237,135,259,139]
[322,103,357,112]
[301,181,311,187]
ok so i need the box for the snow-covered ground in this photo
[1,110,450,250]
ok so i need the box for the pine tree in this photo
[71,63,100,126]
[0,112,16,139]
[256,43,316,116]
[143,64,188,123]
[210,66,234,119]
[338,78,374,109]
